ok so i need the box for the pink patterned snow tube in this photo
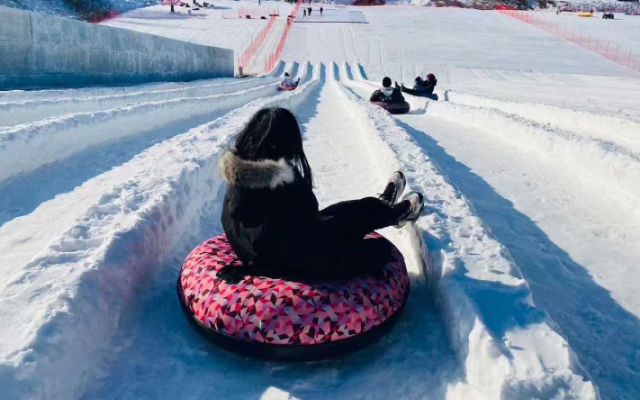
[177,233,410,359]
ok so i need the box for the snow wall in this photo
[0,6,234,90]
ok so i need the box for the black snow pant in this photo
[218,198,402,282]
[318,197,403,278]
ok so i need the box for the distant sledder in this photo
[278,72,300,91]
[370,77,411,115]
[399,73,438,100]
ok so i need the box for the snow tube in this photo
[277,84,298,91]
[578,12,593,17]
[177,232,409,360]
[371,101,411,115]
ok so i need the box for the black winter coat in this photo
[219,151,335,278]
[415,80,436,95]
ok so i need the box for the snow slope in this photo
[534,10,640,59]
[280,7,638,79]
[0,78,281,182]
[340,69,597,399]
[342,68,640,398]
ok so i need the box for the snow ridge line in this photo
[445,91,640,152]
[0,64,323,400]
[336,76,598,399]
[428,100,640,216]
[267,60,287,77]
[0,77,245,103]
[0,81,281,184]
[0,76,273,127]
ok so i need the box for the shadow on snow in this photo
[396,118,640,400]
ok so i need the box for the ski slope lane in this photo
[444,91,640,155]
[340,69,598,399]
[80,71,471,400]
[0,63,302,229]
[427,100,640,215]
[0,80,280,183]
[0,66,322,400]
[0,77,237,103]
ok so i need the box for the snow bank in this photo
[0,64,321,400]
[335,79,598,399]
[0,78,238,103]
[444,91,640,152]
[0,76,277,127]
[0,80,280,183]
[427,99,640,217]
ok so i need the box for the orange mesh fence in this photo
[498,10,640,73]
[265,0,301,72]
[236,16,276,69]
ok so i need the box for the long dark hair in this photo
[234,107,313,187]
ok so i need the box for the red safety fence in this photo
[264,0,302,72]
[498,10,640,73]
[236,16,276,69]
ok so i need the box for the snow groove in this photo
[337,66,598,400]
[0,76,277,127]
[0,80,281,183]
[444,91,640,153]
[0,64,323,400]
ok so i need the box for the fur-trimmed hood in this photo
[218,150,295,189]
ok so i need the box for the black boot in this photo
[379,171,406,206]
[394,192,425,227]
